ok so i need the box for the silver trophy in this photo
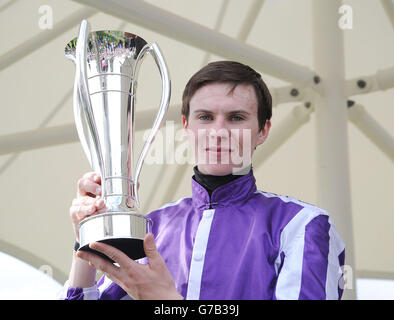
[64,20,170,261]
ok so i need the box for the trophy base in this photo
[78,212,151,263]
[79,238,145,263]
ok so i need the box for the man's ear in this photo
[256,120,271,147]
[182,115,188,129]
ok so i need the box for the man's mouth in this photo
[206,148,232,152]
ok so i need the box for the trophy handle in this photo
[132,43,171,208]
[75,20,106,196]
[73,77,92,167]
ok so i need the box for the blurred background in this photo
[0,0,393,299]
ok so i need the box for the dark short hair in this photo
[182,61,272,131]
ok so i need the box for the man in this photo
[60,61,345,300]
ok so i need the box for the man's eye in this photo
[198,115,212,121]
[230,115,244,121]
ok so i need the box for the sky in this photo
[0,252,63,299]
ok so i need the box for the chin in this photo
[197,164,237,176]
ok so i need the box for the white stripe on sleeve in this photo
[325,218,346,300]
[274,207,325,300]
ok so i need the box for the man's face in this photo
[183,82,271,176]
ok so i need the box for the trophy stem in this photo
[103,176,137,210]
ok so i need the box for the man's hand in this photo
[70,172,105,242]
[76,233,183,300]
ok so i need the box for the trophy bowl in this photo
[65,20,170,262]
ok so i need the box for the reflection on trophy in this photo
[64,20,171,262]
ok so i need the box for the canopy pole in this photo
[346,66,394,97]
[348,103,394,162]
[0,108,181,155]
[380,0,394,30]
[0,7,97,72]
[254,103,313,167]
[0,124,78,155]
[72,0,319,89]
[312,0,357,299]
[0,79,305,156]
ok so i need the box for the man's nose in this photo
[208,117,229,137]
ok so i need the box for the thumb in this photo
[144,233,160,262]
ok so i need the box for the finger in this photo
[72,196,96,207]
[70,199,106,223]
[76,250,122,281]
[72,197,105,210]
[92,173,101,183]
[143,233,162,265]
[82,172,101,183]
[77,178,102,197]
[94,198,106,209]
[70,204,97,221]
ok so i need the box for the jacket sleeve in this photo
[58,256,150,299]
[274,212,345,300]
[58,270,140,300]
[58,273,129,300]
[58,279,100,300]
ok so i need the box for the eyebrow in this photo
[193,109,251,116]
[228,110,251,116]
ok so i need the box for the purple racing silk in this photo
[60,170,345,300]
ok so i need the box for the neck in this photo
[193,165,252,196]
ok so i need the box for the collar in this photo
[191,168,257,210]
[192,166,243,196]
